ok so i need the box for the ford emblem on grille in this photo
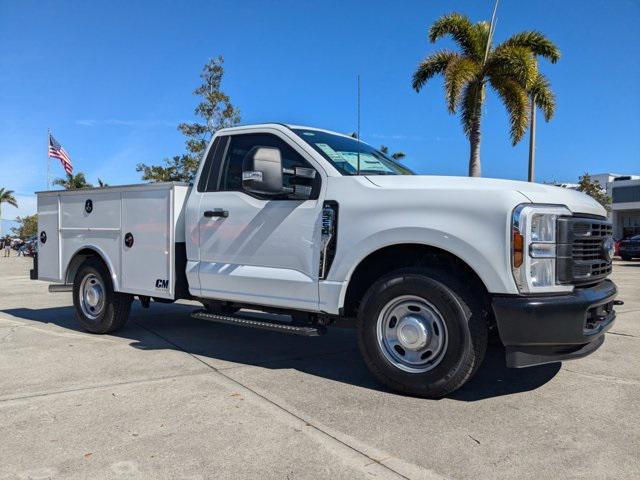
[602,236,615,262]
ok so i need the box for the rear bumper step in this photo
[48,284,73,293]
[191,310,326,336]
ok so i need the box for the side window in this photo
[219,133,318,195]
[197,137,228,192]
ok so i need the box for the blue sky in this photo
[1,0,639,224]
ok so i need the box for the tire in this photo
[73,257,133,334]
[202,300,240,315]
[357,267,487,398]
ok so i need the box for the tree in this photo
[0,188,18,236]
[137,56,241,182]
[53,172,92,190]
[577,173,611,211]
[97,178,109,188]
[379,145,406,161]
[412,13,559,177]
[11,214,38,239]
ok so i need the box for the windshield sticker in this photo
[315,143,346,162]
[340,152,393,172]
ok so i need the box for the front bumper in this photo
[492,280,617,368]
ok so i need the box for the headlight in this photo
[512,204,573,294]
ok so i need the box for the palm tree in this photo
[412,13,559,177]
[380,145,406,161]
[53,172,92,190]
[0,188,18,236]
[97,178,109,188]
[527,71,556,182]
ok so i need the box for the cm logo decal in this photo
[155,279,169,289]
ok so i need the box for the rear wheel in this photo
[73,257,132,333]
[357,267,487,398]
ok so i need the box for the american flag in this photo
[48,134,73,175]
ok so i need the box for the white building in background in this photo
[572,173,640,239]
[606,174,640,239]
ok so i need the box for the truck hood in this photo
[365,175,607,218]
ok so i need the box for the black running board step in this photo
[191,310,326,336]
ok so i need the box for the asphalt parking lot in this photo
[1,256,638,480]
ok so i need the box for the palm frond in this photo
[429,13,484,60]
[474,21,491,61]
[489,76,530,145]
[412,50,459,91]
[500,31,560,63]
[0,188,18,208]
[443,57,480,113]
[530,73,556,121]
[486,45,538,89]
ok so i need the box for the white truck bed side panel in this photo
[36,183,189,298]
[37,194,61,281]
[58,190,123,289]
[121,188,174,299]
[61,192,120,229]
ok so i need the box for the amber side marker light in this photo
[513,229,524,268]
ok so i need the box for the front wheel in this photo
[73,257,133,333]
[357,268,487,398]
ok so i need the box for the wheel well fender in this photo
[340,243,491,318]
[65,246,119,290]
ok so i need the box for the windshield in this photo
[292,129,414,176]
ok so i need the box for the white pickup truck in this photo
[33,123,619,398]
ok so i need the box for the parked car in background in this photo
[619,234,640,260]
[25,236,37,256]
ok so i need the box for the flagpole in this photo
[47,129,52,190]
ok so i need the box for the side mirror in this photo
[242,147,284,195]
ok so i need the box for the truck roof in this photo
[216,123,356,140]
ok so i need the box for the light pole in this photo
[528,92,537,182]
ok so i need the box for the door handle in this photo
[204,209,229,218]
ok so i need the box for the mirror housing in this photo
[242,147,284,195]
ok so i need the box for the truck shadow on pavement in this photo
[3,303,560,402]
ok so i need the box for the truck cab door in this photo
[194,130,324,311]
